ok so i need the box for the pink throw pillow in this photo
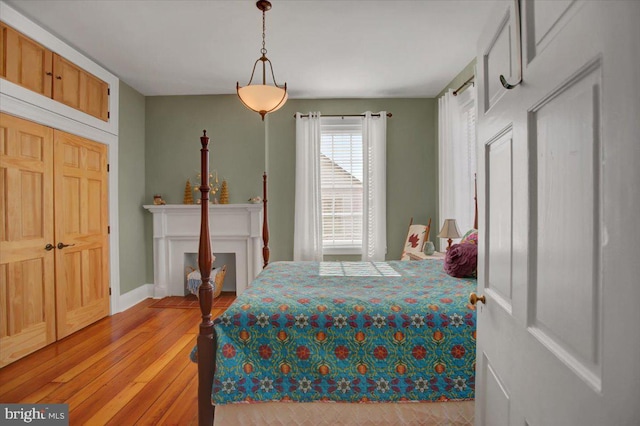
[444,243,478,278]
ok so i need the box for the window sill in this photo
[323,246,362,256]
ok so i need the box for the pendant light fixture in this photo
[237,0,288,120]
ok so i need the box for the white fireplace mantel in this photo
[144,204,263,297]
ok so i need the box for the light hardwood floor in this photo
[0,294,234,425]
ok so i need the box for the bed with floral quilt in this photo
[195,259,477,425]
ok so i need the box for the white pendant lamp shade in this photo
[237,0,288,120]
[237,83,288,116]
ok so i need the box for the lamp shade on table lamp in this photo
[437,219,462,250]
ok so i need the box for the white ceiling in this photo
[6,0,498,98]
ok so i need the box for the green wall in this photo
[267,98,437,262]
[144,95,266,281]
[118,81,147,294]
[142,95,437,282]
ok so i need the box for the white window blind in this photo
[320,117,363,253]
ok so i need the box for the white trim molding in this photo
[119,284,156,313]
[144,204,263,298]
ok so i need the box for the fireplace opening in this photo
[184,252,237,296]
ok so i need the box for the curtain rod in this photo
[294,112,393,118]
[453,76,475,96]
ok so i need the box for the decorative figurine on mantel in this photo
[193,169,220,204]
[153,194,166,205]
[183,179,194,204]
[219,180,229,204]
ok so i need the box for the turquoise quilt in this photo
[207,261,476,405]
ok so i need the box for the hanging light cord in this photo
[261,8,267,57]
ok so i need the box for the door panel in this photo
[481,3,519,113]
[485,130,514,313]
[2,25,53,97]
[524,0,579,64]
[476,1,640,424]
[0,113,55,367]
[81,72,109,122]
[53,53,109,122]
[529,60,602,388]
[479,353,510,426]
[53,54,82,111]
[54,130,109,339]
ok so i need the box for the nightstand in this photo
[405,251,446,261]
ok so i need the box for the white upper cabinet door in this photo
[475,1,640,425]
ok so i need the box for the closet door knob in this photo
[45,243,55,251]
[57,242,75,249]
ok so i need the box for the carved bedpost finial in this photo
[201,130,209,148]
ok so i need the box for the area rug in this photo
[150,292,236,309]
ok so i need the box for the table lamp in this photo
[437,219,462,250]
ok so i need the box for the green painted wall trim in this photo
[118,81,147,293]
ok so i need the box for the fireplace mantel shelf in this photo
[144,203,263,297]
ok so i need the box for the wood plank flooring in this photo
[0,294,235,425]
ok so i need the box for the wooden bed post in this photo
[197,130,215,425]
[262,172,270,268]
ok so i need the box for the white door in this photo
[475,1,640,425]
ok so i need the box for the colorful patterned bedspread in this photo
[208,261,477,405]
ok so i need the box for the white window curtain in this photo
[362,111,387,261]
[294,112,323,261]
[438,87,477,251]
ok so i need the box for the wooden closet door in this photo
[0,113,55,367]
[53,54,109,122]
[54,130,109,339]
[2,24,53,97]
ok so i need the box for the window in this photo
[320,117,363,254]
[294,111,386,261]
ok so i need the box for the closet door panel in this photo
[2,25,53,97]
[54,130,109,339]
[0,113,55,367]
[53,54,82,111]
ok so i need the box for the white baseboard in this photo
[118,284,156,313]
